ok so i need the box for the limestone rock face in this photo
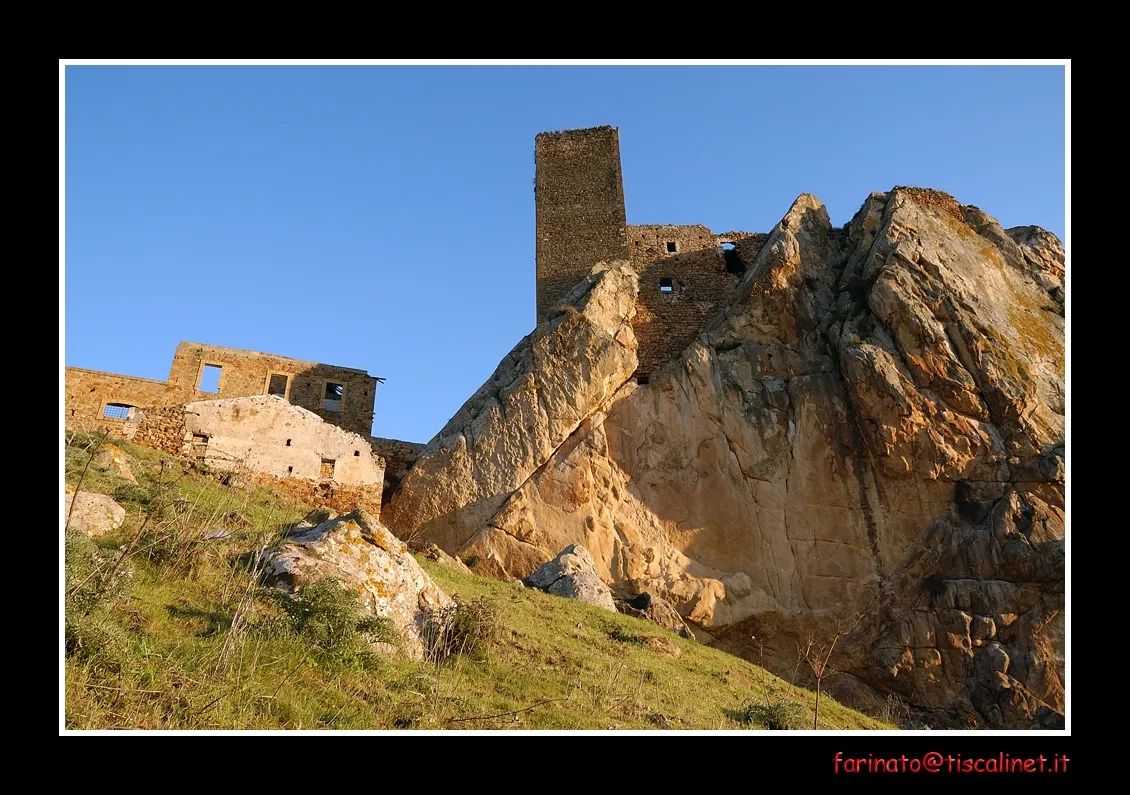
[383,263,639,553]
[392,188,1064,728]
[261,509,450,659]
[525,544,617,611]
[64,487,126,537]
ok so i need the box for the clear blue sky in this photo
[62,63,1068,443]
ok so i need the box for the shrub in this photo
[608,626,643,644]
[136,527,210,577]
[64,530,134,673]
[65,530,132,615]
[113,482,160,510]
[257,578,395,669]
[422,595,502,665]
[727,698,805,730]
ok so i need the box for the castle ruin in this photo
[534,125,768,377]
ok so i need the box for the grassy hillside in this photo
[63,431,891,731]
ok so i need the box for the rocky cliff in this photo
[384,187,1065,728]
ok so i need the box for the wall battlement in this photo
[534,127,766,377]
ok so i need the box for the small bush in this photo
[64,530,134,673]
[727,698,805,730]
[257,578,396,669]
[113,482,160,510]
[422,595,502,664]
[65,611,132,674]
[136,528,210,577]
[608,626,643,644]
[65,530,132,615]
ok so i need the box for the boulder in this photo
[92,443,135,482]
[525,544,616,612]
[64,487,126,537]
[421,543,473,575]
[261,508,450,659]
[616,592,694,639]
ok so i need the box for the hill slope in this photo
[63,433,888,730]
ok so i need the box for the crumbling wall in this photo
[132,405,188,456]
[627,224,718,265]
[182,395,385,488]
[626,227,769,377]
[167,342,377,436]
[534,126,629,324]
[65,341,380,438]
[632,249,742,377]
[64,367,174,435]
[256,474,385,517]
[370,437,425,481]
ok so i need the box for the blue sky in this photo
[62,63,1068,443]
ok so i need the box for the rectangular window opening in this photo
[102,403,134,420]
[659,278,674,293]
[354,450,360,456]
[268,373,289,398]
[287,465,293,475]
[319,459,336,480]
[285,439,292,447]
[324,382,344,412]
[199,364,222,394]
[666,241,677,253]
[191,434,209,458]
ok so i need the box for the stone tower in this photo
[534,126,630,324]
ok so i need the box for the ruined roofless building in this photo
[534,125,767,378]
[65,341,381,438]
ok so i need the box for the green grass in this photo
[63,432,891,731]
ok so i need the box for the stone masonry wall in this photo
[132,405,189,456]
[256,474,385,518]
[632,248,742,377]
[626,226,768,377]
[369,437,426,484]
[65,367,174,434]
[534,126,629,324]
[65,342,380,438]
[531,126,770,381]
[167,342,377,436]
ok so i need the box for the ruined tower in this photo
[534,126,630,324]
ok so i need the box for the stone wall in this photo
[534,126,629,324]
[65,341,380,438]
[64,367,174,435]
[369,436,426,498]
[626,227,769,377]
[132,405,189,456]
[256,474,385,517]
[182,395,385,488]
[167,342,378,436]
[532,127,770,381]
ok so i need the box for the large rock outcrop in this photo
[261,509,450,659]
[383,263,639,552]
[387,189,1064,728]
